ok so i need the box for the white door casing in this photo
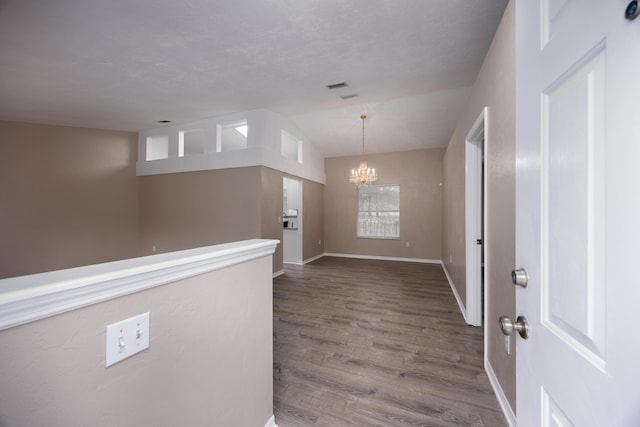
[465,107,489,327]
[516,0,640,425]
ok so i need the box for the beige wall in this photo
[442,1,516,410]
[262,167,284,271]
[0,256,274,427]
[138,166,263,255]
[140,166,324,274]
[442,135,467,302]
[0,121,292,278]
[325,149,443,261]
[0,121,140,279]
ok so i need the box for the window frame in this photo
[356,184,400,240]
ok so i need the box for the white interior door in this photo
[516,1,640,425]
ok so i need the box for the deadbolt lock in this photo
[511,268,528,288]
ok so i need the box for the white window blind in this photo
[357,184,400,239]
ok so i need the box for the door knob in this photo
[511,268,528,288]
[499,315,529,339]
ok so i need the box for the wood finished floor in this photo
[273,257,507,427]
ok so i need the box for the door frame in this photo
[464,107,489,327]
[283,176,303,265]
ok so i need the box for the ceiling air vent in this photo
[326,82,348,90]
[340,93,359,99]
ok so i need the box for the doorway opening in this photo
[283,177,303,264]
[465,107,488,327]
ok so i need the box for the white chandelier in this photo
[349,114,378,187]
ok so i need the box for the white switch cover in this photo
[106,312,150,367]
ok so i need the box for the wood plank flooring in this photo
[273,257,507,427]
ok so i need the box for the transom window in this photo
[357,184,400,239]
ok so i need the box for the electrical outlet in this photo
[405,241,410,247]
[318,240,321,246]
[152,245,156,252]
[505,335,511,354]
[106,312,150,367]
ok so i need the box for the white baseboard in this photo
[324,252,441,264]
[485,360,516,426]
[264,414,279,427]
[273,269,284,278]
[303,253,324,264]
[441,263,470,324]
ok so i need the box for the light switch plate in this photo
[106,312,150,367]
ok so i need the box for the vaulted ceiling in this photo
[0,0,508,157]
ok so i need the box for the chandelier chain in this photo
[361,114,366,159]
[349,114,378,187]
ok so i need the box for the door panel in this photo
[542,47,606,365]
[541,0,571,49]
[541,388,575,427]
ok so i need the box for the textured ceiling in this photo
[0,0,508,157]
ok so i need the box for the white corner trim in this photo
[441,263,470,324]
[0,239,279,331]
[324,253,441,264]
[264,415,279,427]
[273,269,285,278]
[485,360,516,427]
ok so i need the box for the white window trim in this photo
[357,184,400,240]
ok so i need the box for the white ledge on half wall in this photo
[0,239,279,331]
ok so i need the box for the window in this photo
[178,129,206,157]
[281,130,302,163]
[217,121,248,152]
[357,184,400,239]
[146,135,168,160]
